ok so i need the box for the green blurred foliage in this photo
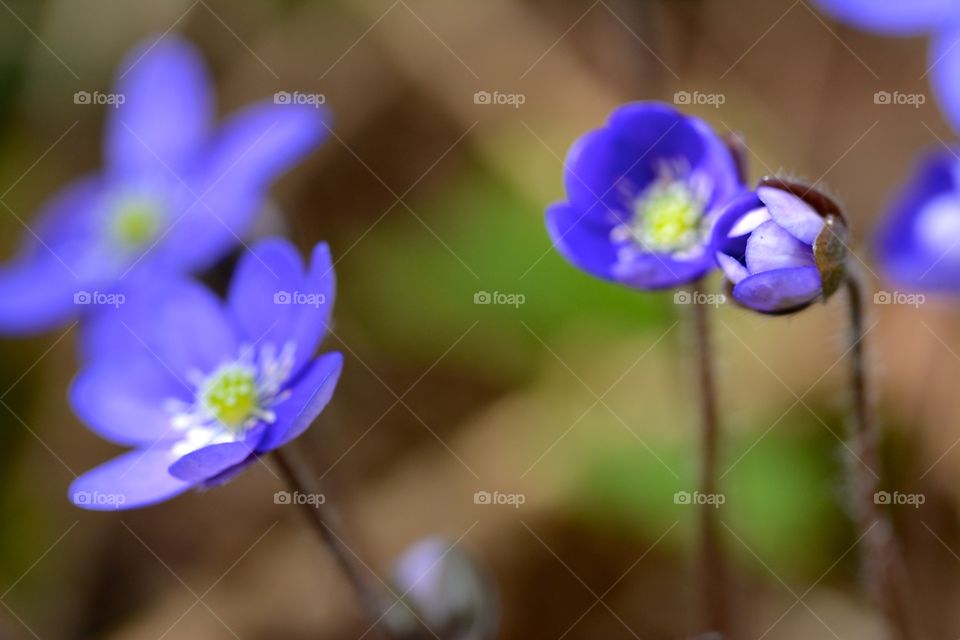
[343,165,672,381]
[573,424,849,576]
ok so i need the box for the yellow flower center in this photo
[630,180,704,253]
[109,196,162,248]
[199,364,259,431]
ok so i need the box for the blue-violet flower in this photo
[712,178,847,314]
[69,237,342,510]
[546,102,743,289]
[0,36,328,334]
[875,149,960,292]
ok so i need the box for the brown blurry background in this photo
[0,0,959,638]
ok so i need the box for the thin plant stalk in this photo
[690,279,730,635]
[272,446,400,640]
[844,267,918,640]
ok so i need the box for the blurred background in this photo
[0,0,958,638]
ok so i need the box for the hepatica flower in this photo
[712,179,847,314]
[546,102,743,289]
[812,0,960,131]
[69,238,341,510]
[875,150,960,291]
[0,36,328,334]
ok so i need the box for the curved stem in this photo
[844,270,918,640]
[690,280,730,635]
[272,447,399,640]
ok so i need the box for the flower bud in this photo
[388,537,498,640]
[711,178,848,314]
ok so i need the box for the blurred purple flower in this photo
[813,0,960,132]
[68,238,342,510]
[0,36,328,334]
[712,180,847,314]
[545,102,743,290]
[391,537,498,640]
[875,149,960,292]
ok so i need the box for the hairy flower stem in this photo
[690,280,730,636]
[273,447,402,640]
[844,270,917,640]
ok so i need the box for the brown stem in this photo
[690,280,730,636]
[272,447,399,640]
[844,270,918,640]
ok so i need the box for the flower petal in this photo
[564,102,740,219]
[258,351,343,452]
[745,220,817,274]
[546,202,618,280]
[756,186,825,244]
[812,0,960,35]
[105,36,212,179]
[80,276,239,376]
[227,238,335,375]
[930,27,960,135]
[71,357,190,447]
[732,266,823,313]
[168,441,257,483]
[874,149,960,291]
[201,100,329,196]
[716,252,749,284]
[69,447,193,511]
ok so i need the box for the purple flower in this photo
[812,0,960,132]
[391,537,498,640]
[545,102,743,290]
[875,150,960,292]
[712,179,847,314]
[0,36,328,334]
[68,238,342,510]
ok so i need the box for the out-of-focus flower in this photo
[712,179,847,314]
[389,537,498,640]
[812,0,960,131]
[0,36,328,334]
[545,102,743,290]
[875,150,960,291]
[68,238,341,510]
